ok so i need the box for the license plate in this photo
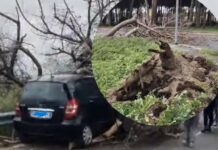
[30,111,52,119]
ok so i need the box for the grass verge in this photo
[93,37,158,95]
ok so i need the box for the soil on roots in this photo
[108,40,218,126]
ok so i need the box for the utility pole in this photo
[175,0,179,44]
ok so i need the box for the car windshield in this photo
[22,82,68,101]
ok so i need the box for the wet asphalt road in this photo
[1,128,218,150]
[2,113,218,150]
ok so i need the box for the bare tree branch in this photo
[16,0,80,43]
[0,12,18,24]
[19,47,42,76]
[0,9,43,86]
[63,0,85,38]
[53,4,84,42]
[15,0,115,75]
[87,0,115,39]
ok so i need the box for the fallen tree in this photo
[108,41,217,124]
[104,14,187,42]
[108,41,216,101]
[93,2,217,143]
[96,40,218,143]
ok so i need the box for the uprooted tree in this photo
[97,39,216,141]
[108,41,216,102]
[95,0,218,143]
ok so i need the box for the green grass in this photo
[0,125,13,136]
[0,85,20,136]
[157,92,204,125]
[200,48,218,57]
[112,92,205,125]
[92,37,158,95]
[0,85,21,112]
[112,94,160,124]
[182,27,218,33]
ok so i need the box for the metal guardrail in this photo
[0,112,15,126]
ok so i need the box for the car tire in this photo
[74,125,93,148]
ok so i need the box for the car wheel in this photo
[74,125,93,148]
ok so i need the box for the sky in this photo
[0,0,97,77]
[199,0,218,19]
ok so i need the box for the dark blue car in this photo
[14,74,116,147]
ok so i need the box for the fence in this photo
[0,112,15,126]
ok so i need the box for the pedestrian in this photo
[202,95,218,133]
[183,114,199,148]
[214,95,218,126]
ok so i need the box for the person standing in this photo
[202,95,218,133]
[214,95,218,126]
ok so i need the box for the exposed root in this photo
[107,40,215,102]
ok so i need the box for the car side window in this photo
[74,78,102,101]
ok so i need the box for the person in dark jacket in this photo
[202,95,218,133]
[214,95,218,126]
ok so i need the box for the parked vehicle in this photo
[14,74,116,147]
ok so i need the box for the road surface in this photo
[2,113,218,150]
[1,128,218,150]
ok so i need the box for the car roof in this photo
[30,74,94,83]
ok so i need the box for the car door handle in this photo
[59,106,65,109]
[20,104,26,107]
[89,100,95,103]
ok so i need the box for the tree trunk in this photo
[110,10,115,25]
[188,0,195,22]
[145,0,150,23]
[151,0,158,25]
[195,1,201,27]
[115,8,118,24]
[128,0,135,18]
[74,41,93,75]
[206,11,212,26]
[105,15,137,37]
[202,7,207,27]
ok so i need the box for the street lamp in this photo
[175,0,179,44]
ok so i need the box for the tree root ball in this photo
[108,40,217,127]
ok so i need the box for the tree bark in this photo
[105,15,137,37]
[74,42,93,75]
[195,1,201,27]
[207,11,212,26]
[151,0,158,25]
[202,7,207,27]
[145,0,150,23]
[188,0,195,22]
[128,0,135,18]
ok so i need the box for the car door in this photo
[81,78,115,127]
[73,79,96,124]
